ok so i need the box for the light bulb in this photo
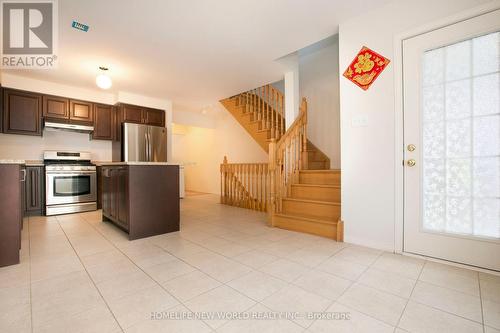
[96,74,112,89]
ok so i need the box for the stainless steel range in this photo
[44,151,97,216]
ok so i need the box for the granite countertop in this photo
[0,160,46,166]
[99,162,182,166]
[0,159,25,165]
[25,160,44,166]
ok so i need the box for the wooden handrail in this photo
[220,156,269,212]
[268,98,308,225]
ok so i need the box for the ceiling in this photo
[2,0,389,113]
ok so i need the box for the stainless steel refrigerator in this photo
[122,123,168,162]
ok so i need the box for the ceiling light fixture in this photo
[96,66,112,89]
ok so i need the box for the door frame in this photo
[393,2,500,255]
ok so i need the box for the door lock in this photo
[407,159,416,167]
[407,144,416,152]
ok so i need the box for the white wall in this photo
[171,106,268,194]
[299,35,340,168]
[338,0,495,250]
[0,131,112,161]
[0,74,173,162]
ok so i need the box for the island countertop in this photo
[97,161,182,166]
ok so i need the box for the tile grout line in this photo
[478,274,485,333]
[86,215,319,330]
[398,262,486,328]
[394,256,426,330]
[55,216,126,333]
[330,249,408,328]
[80,217,215,331]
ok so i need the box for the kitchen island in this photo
[100,162,180,240]
[0,161,24,267]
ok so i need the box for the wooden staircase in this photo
[273,169,342,240]
[220,85,343,241]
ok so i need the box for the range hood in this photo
[44,121,94,134]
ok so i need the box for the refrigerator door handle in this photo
[144,131,149,161]
[148,130,153,161]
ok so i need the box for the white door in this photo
[403,10,500,271]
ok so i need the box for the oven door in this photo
[46,171,97,206]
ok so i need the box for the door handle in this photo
[148,132,152,161]
[407,144,416,152]
[407,159,416,167]
[145,132,149,161]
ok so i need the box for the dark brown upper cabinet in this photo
[3,89,42,136]
[70,99,93,124]
[93,104,114,141]
[122,104,143,124]
[43,95,69,121]
[144,108,165,127]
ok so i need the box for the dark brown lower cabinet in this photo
[0,164,23,267]
[101,164,179,240]
[25,166,44,216]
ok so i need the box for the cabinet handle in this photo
[20,169,26,182]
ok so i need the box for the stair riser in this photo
[273,215,339,239]
[291,186,340,203]
[299,172,341,185]
[307,160,329,170]
[307,150,328,161]
[282,200,340,220]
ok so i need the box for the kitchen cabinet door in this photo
[43,95,69,121]
[121,105,143,124]
[0,165,21,267]
[116,167,129,229]
[3,89,42,136]
[102,168,111,216]
[70,99,93,124]
[144,108,165,127]
[25,166,44,215]
[93,104,114,140]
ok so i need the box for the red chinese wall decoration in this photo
[343,46,390,90]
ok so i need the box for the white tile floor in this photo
[1,193,499,333]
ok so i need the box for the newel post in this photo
[267,139,277,227]
[220,156,228,204]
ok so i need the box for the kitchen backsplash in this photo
[0,130,112,161]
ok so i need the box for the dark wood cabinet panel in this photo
[0,165,22,267]
[122,105,143,124]
[43,95,69,121]
[101,165,179,240]
[102,166,129,231]
[3,89,42,136]
[0,86,3,132]
[93,104,114,140]
[116,168,129,228]
[144,108,165,127]
[70,100,93,123]
[25,166,44,216]
[102,167,111,216]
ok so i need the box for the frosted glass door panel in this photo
[421,32,500,239]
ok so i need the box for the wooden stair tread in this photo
[291,183,341,189]
[274,213,338,225]
[300,169,341,173]
[282,197,340,206]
